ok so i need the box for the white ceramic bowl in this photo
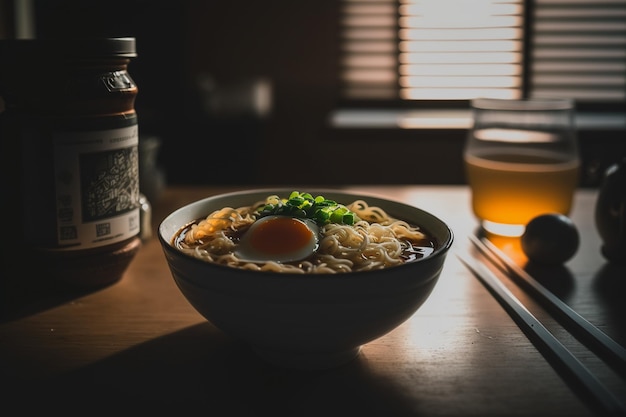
[159,189,454,370]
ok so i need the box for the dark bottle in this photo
[594,157,626,264]
[0,38,141,287]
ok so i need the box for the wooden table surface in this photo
[1,185,625,416]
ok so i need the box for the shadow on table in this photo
[524,262,575,300]
[592,261,626,344]
[5,322,422,416]
[0,274,104,323]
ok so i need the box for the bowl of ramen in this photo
[159,189,453,370]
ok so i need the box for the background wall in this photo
[3,0,625,187]
[30,0,347,186]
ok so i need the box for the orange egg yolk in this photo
[248,217,314,255]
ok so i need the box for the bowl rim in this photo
[158,187,454,279]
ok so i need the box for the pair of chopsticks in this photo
[457,236,626,417]
[469,234,626,377]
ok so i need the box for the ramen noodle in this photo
[173,192,436,273]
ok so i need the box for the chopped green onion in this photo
[257,191,359,226]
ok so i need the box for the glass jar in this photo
[0,38,141,288]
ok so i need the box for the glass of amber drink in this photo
[464,98,580,237]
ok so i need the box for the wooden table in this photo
[1,185,625,416]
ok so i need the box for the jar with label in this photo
[0,38,142,288]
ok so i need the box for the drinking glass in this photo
[464,98,580,237]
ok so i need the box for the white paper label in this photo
[53,124,140,250]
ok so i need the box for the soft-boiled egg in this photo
[235,215,319,263]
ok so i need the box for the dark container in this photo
[0,37,141,288]
[595,157,626,264]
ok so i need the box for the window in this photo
[340,0,626,108]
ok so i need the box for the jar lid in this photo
[64,37,137,58]
[0,37,137,59]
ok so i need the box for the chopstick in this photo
[457,253,626,416]
[469,234,626,378]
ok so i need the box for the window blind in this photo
[341,0,399,99]
[531,0,626,102]
[340,0,626,103]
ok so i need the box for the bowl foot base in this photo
[252,345,361,371]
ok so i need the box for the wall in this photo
[31,0,342,185]
[11,0,626,187]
